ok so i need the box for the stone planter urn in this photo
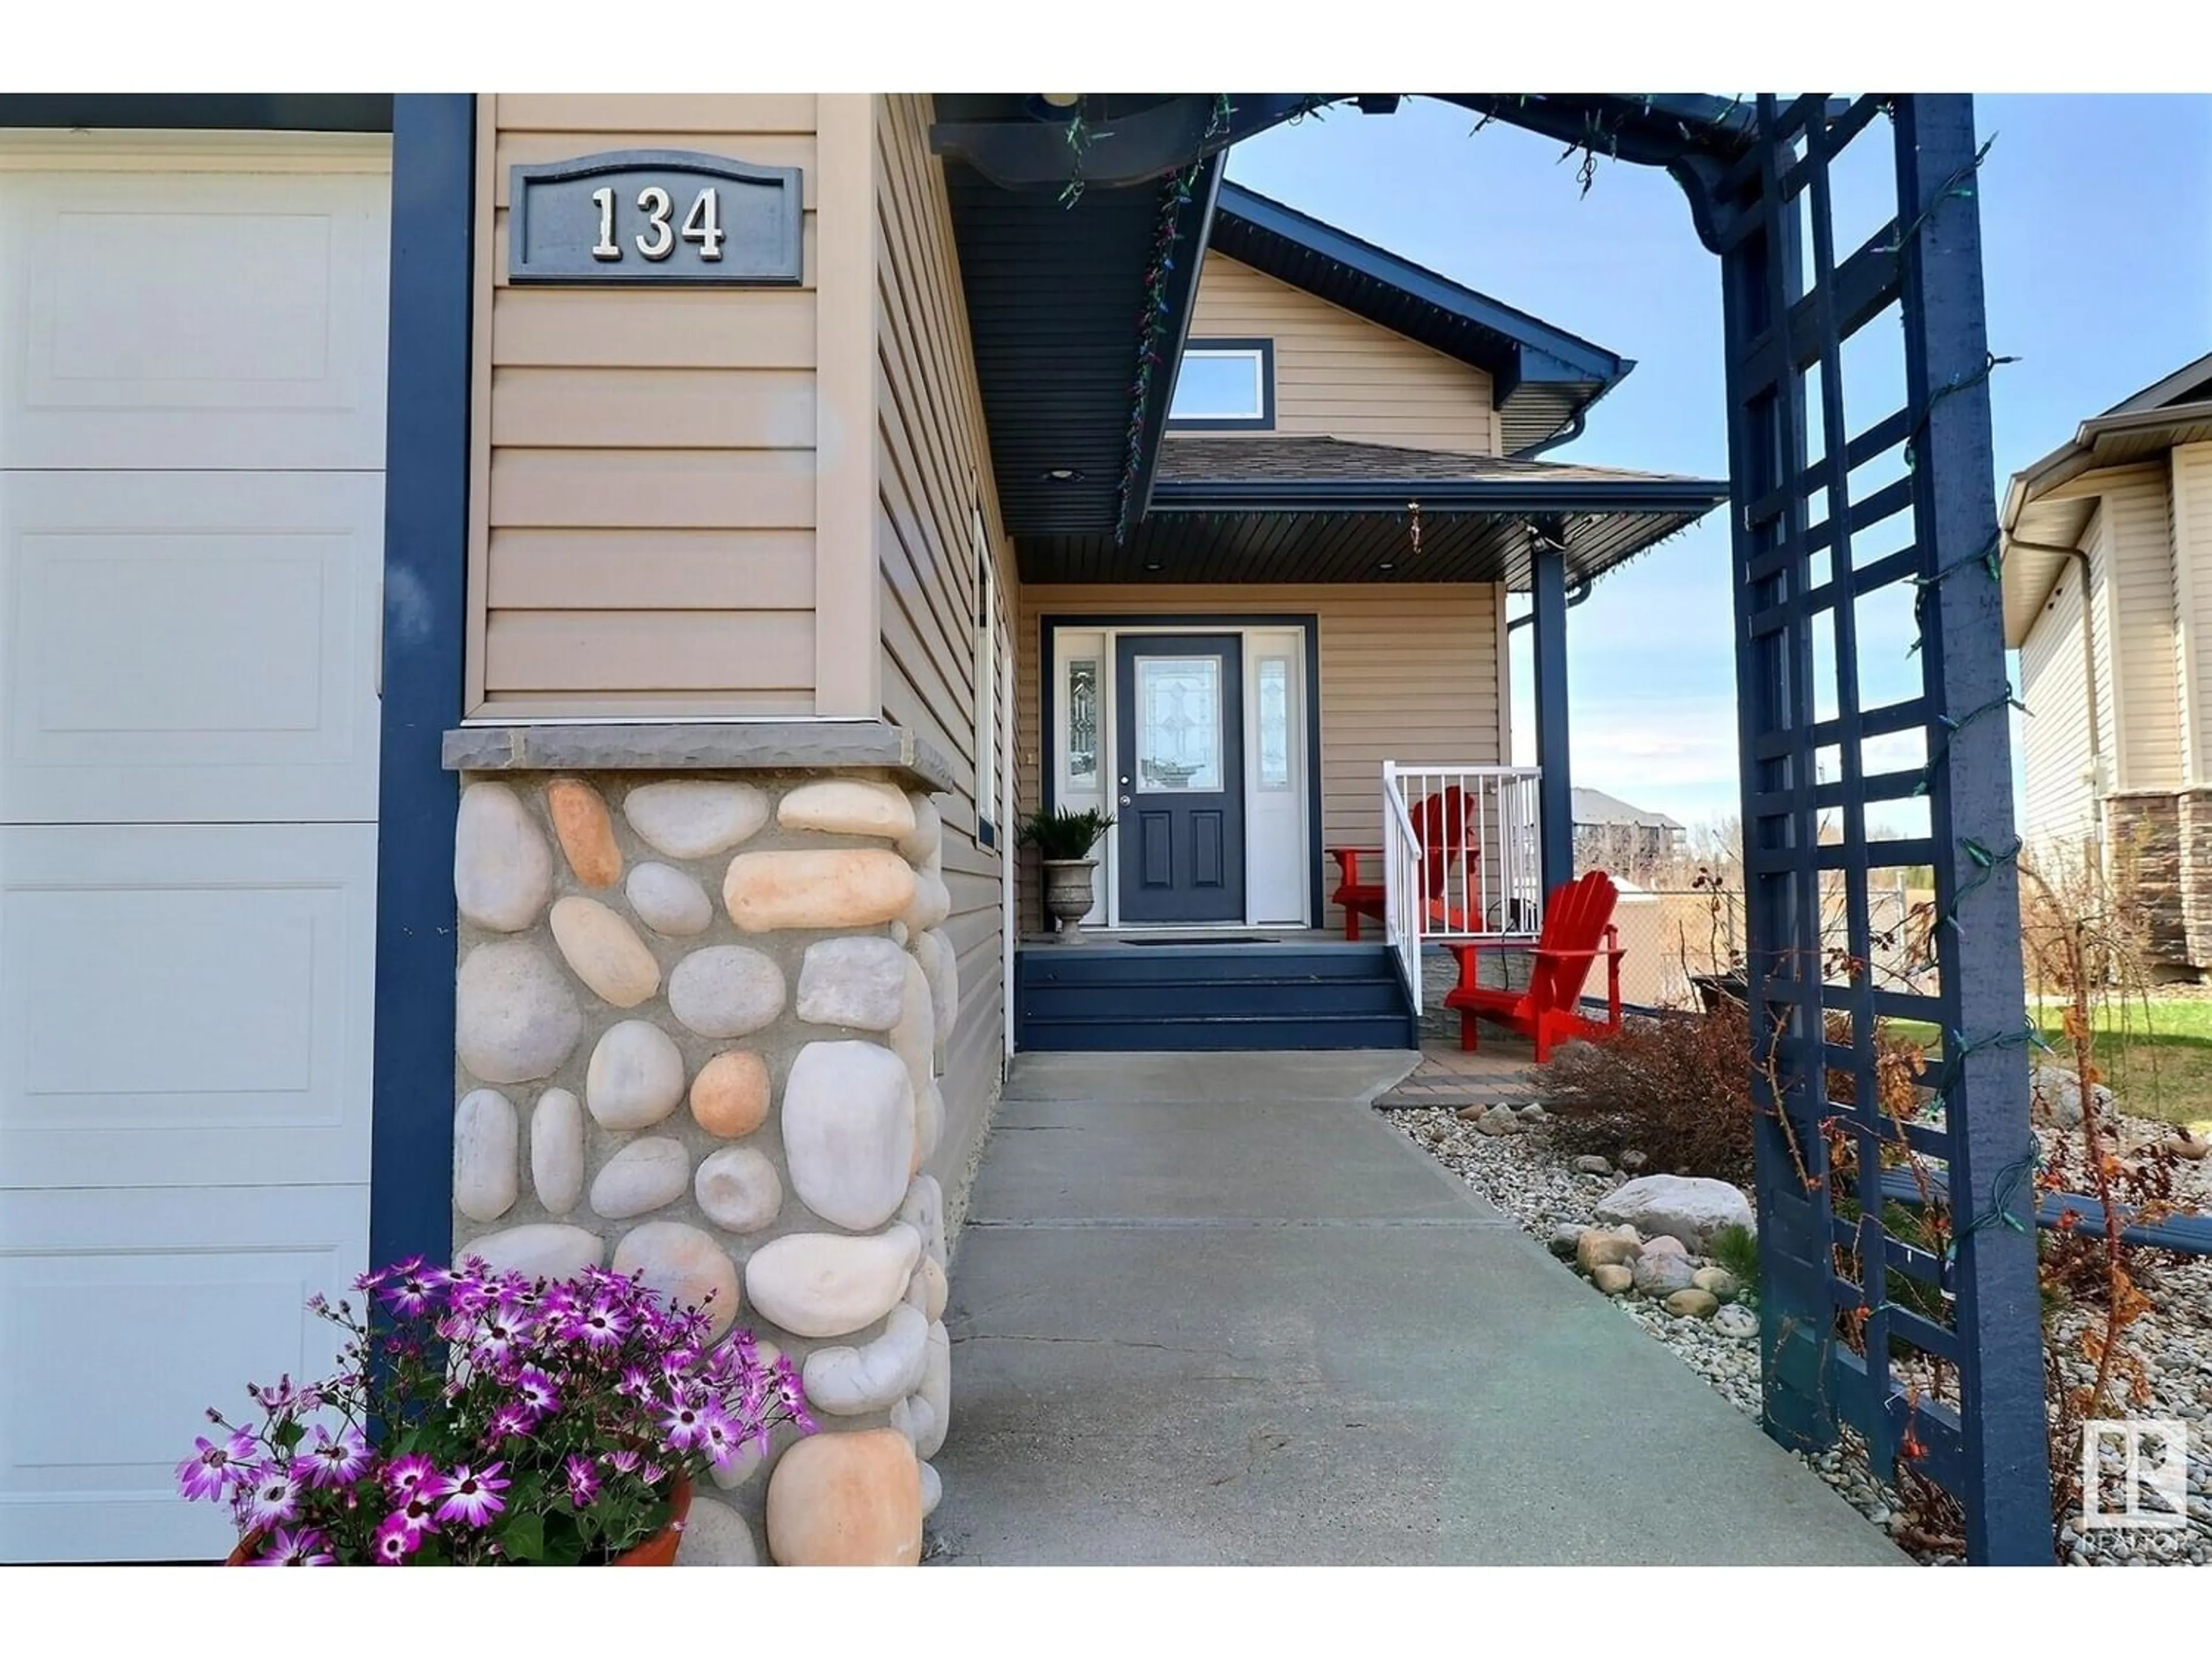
[1042,858,1099,938]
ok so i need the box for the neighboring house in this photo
[0,94,1724,1563]
[2003,350,2212,975]
[1571,786,1685,873]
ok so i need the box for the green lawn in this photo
[1892,998,2212,1128]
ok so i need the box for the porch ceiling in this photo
[1012,434,1726,586]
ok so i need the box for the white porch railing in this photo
[1380,762,1545,1017]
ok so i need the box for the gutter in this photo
[1147,475,1729,516]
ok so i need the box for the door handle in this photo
[1119,794,1131,806]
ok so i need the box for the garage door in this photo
[0,134,389,1562]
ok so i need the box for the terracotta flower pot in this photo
[224,1476,693,1565]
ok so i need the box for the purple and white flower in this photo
[429,1463,509,1528]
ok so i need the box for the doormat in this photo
[1117,935,1281,946]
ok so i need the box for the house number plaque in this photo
[507,149,803,285]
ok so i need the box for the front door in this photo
[1115,634,1245,923]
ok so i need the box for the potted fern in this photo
[1018,806,1114,939]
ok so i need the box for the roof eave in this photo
[1148,475,1728,516]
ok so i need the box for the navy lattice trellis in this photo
[1696,94,2051,1563]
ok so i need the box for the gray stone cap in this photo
[442,719,957,793]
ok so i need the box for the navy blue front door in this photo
[1115,634,1245,923]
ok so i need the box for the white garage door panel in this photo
[0,166,389,471]
[0,471,382,824]
[0,824,376,1189]
[0,1183,366,1562]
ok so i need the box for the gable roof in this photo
[2000,347,2212,645]
[1571,787,1684,831]
[1210,182,1631,456]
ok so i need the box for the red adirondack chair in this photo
[1327,786,1484,941]
[1441,870,1625,1060]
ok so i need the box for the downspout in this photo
[2013,535,2104,880]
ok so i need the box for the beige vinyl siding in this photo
[2018,539,2102,855]
[1184,253,1498,453]
[2100,463,2182,790]
[467,94,822,715]
[2176,443,2212,780]
[874,94,1014,1189]
[1015,583,1502,933]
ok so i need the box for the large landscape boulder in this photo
[1593,1173,1753,1251]
[2029,1063,2109,1130]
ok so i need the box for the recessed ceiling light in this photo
[1043,467,1084,482]
[1143,562,1163,573]
[1377,561,1396,572]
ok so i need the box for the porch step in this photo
[1016,941,1418,1052]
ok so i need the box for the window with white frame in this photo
[972,502,999,849]
[1166,338,1274,429]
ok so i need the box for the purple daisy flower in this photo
[292,1425,371,1490]
[604,1448,641,1476]
[380,1261,438,1317]
[565,1453,600,1508]
[175,1431,257,1503]
[658,1395,707,1452]
[566,1298,629,1350]
[255,1527,334,1566]
[696,1403,743,1467]
[510,1368,559,1415]
[240,1468,300,1530]
[396,1488,442,1536]
[429,1463,509,1528]
[383,1452,438,1500]
[615,1364,654,1400]
[371,1513,420,1564]
[641,1460,666,1487]
[484,1402,535,1441]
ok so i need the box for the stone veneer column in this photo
[447,758,959,1566]
[2104,790,2190,973]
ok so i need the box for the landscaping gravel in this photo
[1387,1100,2212,1566]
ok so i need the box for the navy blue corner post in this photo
[368,94,475,1277]
[1531,541,1574,900]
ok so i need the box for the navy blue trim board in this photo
[1038,613,1324,927]
[369,95,475,1273]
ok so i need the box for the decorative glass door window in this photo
[1066,658,1099,791]
[1257,656,1291,789]
[1134,657,1223,792]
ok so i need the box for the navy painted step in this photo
[1016,941,1418,1052]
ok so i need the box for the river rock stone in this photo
[1575,1226,1641,1274]
[1691,1266,1740,1301]
[530,1088,585,1215]
[1594,1173,1755,1251]
[779,779,916,841]
[626,862,713,937]
[724,849,917,933]
[550,896,661,1008]
[590,1137,692,1220]
[690,1050,771,1139]
[695,1145,783,1233]
[459,1223,604,1280]
[784,1040,916,1230]
[900,868,952,933]
[547,778,620,887]
[585,1020,687,1130]
[898,1176,947,1270]
[623,780,768,860]
[453,782,552,931]
[919,1461,942,1520]
[889,957,935,1092]
[1714,1304,1759,1339]
[1665,1288,1722,1319]
[804,1305,931,1416]
[456,942,584,1084]
[613,1221,741,1340]
[910,1255,949,1321]
[795,936,908,1031]
[676,1494,759,1566]
[765,1427,922,1566]
[912,1078,944,1169]
[915,1320,950,1460]
[1640,1234,1690,1260]
[668,945,786,1039]
[1633,1251,1698,1297]
[709,1440,767,1492]
[1573,1154,1613,1176]
[916,928,958,1062]
[890,1394,933,1450]
[1592,1263,1635,1295]
[897,796,942,865]
[744,1225,922,1339]
[453,1089,519,1223]
[1547,1224,1584,1259]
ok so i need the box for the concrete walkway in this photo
[931,1051,1903,1566]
